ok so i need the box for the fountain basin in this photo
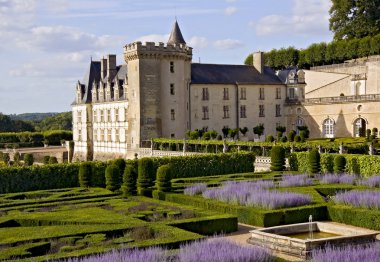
[248,222,379,260]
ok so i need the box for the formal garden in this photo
[0,148,379,261]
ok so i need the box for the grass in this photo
[0,188,233,261]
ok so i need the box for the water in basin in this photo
[281,231,341,240]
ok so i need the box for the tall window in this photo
[276,87,281,99]
[170,84,175,95]
[289,88,295,99]
[78,129,82,141]
[223,88,229,100]
[202,106,209,120]
[100,129,104,142]
[240,87,247,100]
[100,110,104,122]
[77,111,82,123]
[107,109,111,122]
[202,88,209,100]
[323,118,335,138]
[275,104,281,117]
[94,129,98,142]
[93,110,97,122]
[171,109,175,120]
[240,105,246,118]
[107,129,112,142]
[259,105,265,117]
[295,117,304,135]
[115,129,119,142]
[223,105,229,119]
[170,61,174,73]
[259,88,265,100]
[115,108,119,122]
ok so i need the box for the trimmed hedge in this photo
[137,158,155,197]
[308,149,320,174]
[334,155,346,173]
[328,205,380,230]
[121,164,138,197]
[270,146,285,171]
[105,165,121,192]
[161,193,327,227]
[156,165,172,192]
[23,154,34,166]
[0,131,72,148]
[291,152,380,176]
[78,162,92,188]
[169,216,238,235]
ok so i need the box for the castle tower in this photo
[124,21,192,149]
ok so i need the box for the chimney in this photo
[101,57,107,80]
[107,54,117,81]
[253,51,264,74]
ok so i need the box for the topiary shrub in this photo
[299,131,306,142]
[270,146,286,171]
[334,155,346,174]
[308,149,321,174]
[137,158,154,196]
[112,158,126,173]
[105,164,121,192]
[265,135,274,142]
[79,162,92,188]
[288,130,296,142]
[288,153,298,171]
[24,153,34,166]
[121,164,138,197]
[294,135,301,142]
[43,156,50,165]
[280,136,288,143]
[48,156,58,164]
[156,164,172,192]
[366,129,372,141]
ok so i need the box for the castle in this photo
[72,21,380,160]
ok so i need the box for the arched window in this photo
[354,118,366,137]
[323,118,335,138]
[295,117,304,135]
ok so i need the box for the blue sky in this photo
[0,0,332,114]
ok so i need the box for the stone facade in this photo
[72,22,380,161]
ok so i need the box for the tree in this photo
[24,153,34,166]
[329,0,380,40]
[239,127,248,137]
[228,128,239,140]
[253,124,265,139]
[222,127,230,138]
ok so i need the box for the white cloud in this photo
[214,39,243,50]
[188,36,208,48]
[253,0,331,36]
[225,6,238,15]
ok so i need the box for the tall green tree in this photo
[329,0,380,40]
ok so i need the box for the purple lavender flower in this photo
[312,243,380,262]
[333,190,380,210]
[279,174,313,187]
[361,175,380,187]
[319,174,356,185]
[202,181,312,209]
[184,183,208,196]
[65,247,167,262]
[179,238,273,262]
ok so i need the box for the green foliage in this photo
[24,153,34,166]
[170,216,237,235]
[43,130,73,145]
[79,162,92,188]
[43,156,50,165]
[328,205,380,230]
[121,164,138,197]
[288,130,296,142]
[156,165,172,192]
[334,155,346,174]
[48,156,58,164]
[366,129,372,141]
[280,136,288,143]
[137,158,155,196]
[0,113,35,132]
[265,135,274,142]
[288,153,299,171]
[308,149,321,174]
[221,127,229,138]
[253,124,264,138]
[34,112,72,131]
[372,127,378,138]
[105,165,121,192]
[0,130,72,148]
[228,128,239,140]
[13,152,20,164]
[294,135,301,142]
[270,146,286,171]
[320,154,334,174]
[329,0,380,40]
[239,127,248,136]
[111,158,126,174]
[276,126,286,133]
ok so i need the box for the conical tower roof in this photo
[167,20,186,45]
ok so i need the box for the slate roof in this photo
[191,63,283,85]
[277,67,297,84]
[81,61,101,104]
[167,21,186,45]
